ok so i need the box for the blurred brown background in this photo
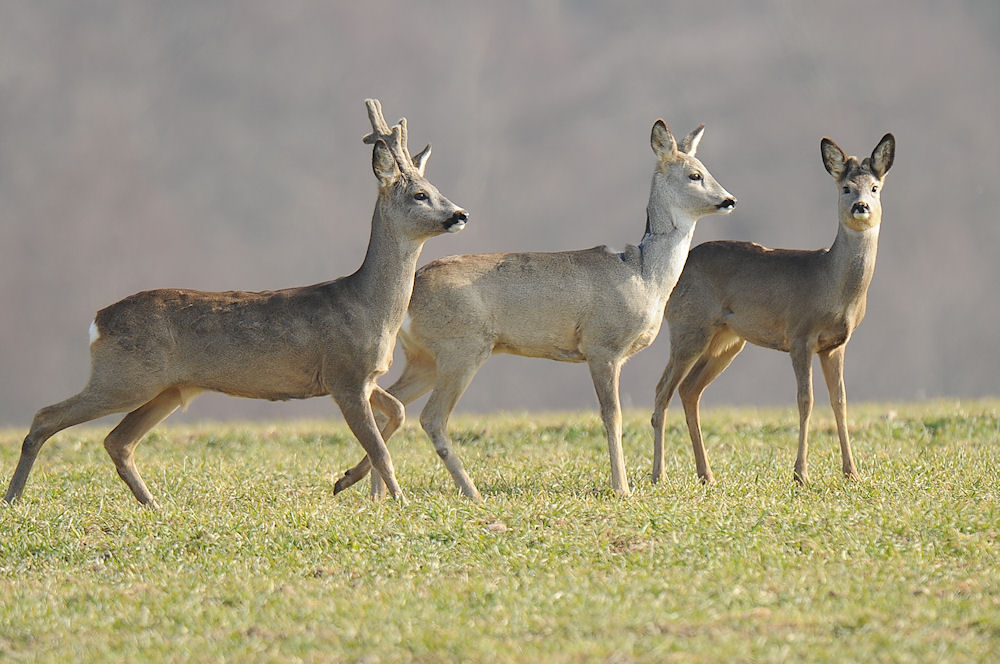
[1,1,997,425]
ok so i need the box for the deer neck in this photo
[350,202,426,327]
[826,220,880,303]
[638,203,699,294]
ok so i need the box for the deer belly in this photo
[492,326,587,363]
[192,354,329,401]
[211,377,328,401]
[725,310,790,352]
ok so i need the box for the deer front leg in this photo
[790,341,815,485]
[334,389,405,503]
[818,345,859,480]
[335,356,436,498]
[334,456,372,496]
[366,386,405,500]
[368,462,387,501]
[588,356,630,497]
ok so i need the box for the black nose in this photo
[443,210,468,230]
[852,202,869,214]
[717,197,737,210]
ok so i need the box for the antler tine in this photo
[397,116,413,165]
[362,98,392,145]
[361,98,415,173]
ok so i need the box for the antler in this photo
[362,98,415,174]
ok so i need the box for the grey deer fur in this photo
[335,119,736,500]
[4,99,468,506]
[650,133,895,485]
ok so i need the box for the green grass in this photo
[1,400,998,662]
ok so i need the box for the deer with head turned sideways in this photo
[3,99,468,506]
[334,119,736,501]
[650,133,895,485]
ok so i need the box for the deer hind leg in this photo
[102,388,191,507]
[677,333,746,485]
[418,350,489,502]
[333,354,437,497]
[334,387,405,502]
[3,384,149,504]
[818,345,859,480]
[651,329,714,484]
[790,341,815,485]
[372,350,436,434]
[587,355,629,497]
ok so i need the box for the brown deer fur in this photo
[3,99,468,506]
[335,120,736,500]
[650,133,895,485]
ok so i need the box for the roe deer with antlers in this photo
[334,119,736,500]
[3,99,468,506]
[650,133,895,485]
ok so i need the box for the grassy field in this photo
[1,400,998,662]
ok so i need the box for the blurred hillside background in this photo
[1,1,997,425]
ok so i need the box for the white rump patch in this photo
[88,320,100,345]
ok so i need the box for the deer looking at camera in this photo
[334,119,736,500]
[650,133,895,485]
[3,99,468,506]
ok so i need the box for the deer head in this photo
[363,99,468,240]
[647,120,736,234]
[822,133,895,232]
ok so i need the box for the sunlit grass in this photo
[1,400,998,662]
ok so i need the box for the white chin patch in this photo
[88,320,100,344]
[446,220,466,233]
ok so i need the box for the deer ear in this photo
[372,139,401,186]
[870,133,895,179]
[821,137,848,180]
[412,144,432,177]
[651,120,678,162]
[679,124,705,157]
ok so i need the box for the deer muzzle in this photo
[444,210,469,232]
[716,197,737,212]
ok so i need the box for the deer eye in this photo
[871,185,879,193]
[413,192,428,201]
[688,172,703,182]
[842,186,850,194]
